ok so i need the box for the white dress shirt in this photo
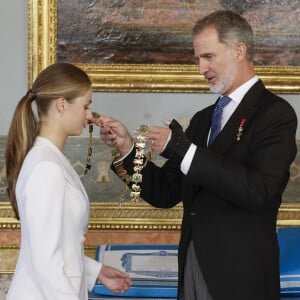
[181,76,259,175]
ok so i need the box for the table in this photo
[88,292,175,299]
[89,292,300,300]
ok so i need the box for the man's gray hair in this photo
[193,10,254,61]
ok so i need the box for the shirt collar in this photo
[223,76,259,105]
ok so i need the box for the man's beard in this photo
[208,70,236,94]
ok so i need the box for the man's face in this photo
[193,27,238,95]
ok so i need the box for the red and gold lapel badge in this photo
[237,118,246,141]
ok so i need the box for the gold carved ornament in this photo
[112,125,152,206]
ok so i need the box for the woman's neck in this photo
[39,125,67,152]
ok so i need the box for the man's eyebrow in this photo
[199,52,215,57]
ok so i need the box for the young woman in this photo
[5,63,131,299]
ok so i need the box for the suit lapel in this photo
[192,106,215,147]
[209,80,266,153]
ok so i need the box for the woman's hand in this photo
[97,264,132,295]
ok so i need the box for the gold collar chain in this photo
[112,125,151,206]
[84,112,101,175]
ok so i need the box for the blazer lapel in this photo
[209,80,266,153]
[192,106,215,147]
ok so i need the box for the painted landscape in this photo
[57,0,299,66]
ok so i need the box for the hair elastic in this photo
[26,89,36,101]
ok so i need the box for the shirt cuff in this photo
[114,143,135,163]
[180,143,197,175]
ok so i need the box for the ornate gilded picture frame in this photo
[16,0,300,231]
[28,0,300,93]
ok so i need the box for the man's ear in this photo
[234,42,247,62]
[55,97,65,116]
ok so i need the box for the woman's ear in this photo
[55,97,65,116]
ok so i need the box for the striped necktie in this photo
[208,96,232,146]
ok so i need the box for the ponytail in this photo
[5,91,38,219]
[5,63,92,219]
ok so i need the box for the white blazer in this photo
[7,137,102,300]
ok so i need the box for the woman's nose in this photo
[86,109,93,119]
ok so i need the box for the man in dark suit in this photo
[97,10,297,300]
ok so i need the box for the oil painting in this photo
[57,0,299,66]
[28,0,300,93]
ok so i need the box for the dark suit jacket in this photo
[120,80,298,300]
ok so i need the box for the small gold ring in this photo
[92,111,101,118]
[139,124,148,135]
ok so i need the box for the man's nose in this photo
[198,60,209,75]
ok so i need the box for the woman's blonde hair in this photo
[5,63,91,219]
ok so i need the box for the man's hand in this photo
[146,119,171,154]
[89,115,134,157]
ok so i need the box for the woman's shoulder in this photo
[19,139,65,181]
[25,142,60,167]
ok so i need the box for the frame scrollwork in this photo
[28,0,300,93]
[1,202,300,230]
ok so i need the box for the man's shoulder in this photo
[259,88,296,115]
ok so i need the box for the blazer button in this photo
[190,211,196,216]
